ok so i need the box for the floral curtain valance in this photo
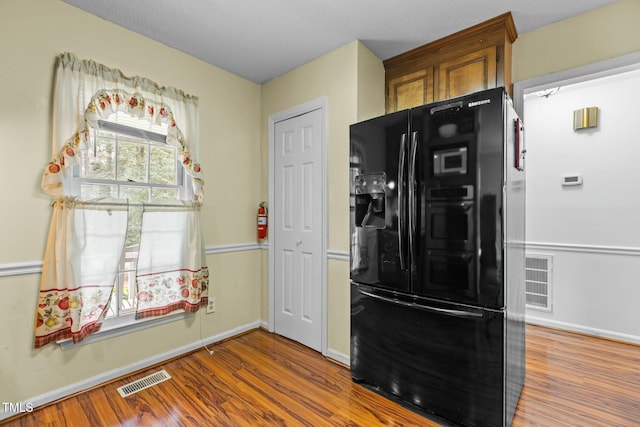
[41,53,204,202]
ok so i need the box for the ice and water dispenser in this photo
[354,172,386,229]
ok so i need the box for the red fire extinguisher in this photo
[257,202,268,242]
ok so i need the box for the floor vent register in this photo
[525,254,553,312]
[117,369,172,398]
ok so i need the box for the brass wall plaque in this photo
[573,107,598,130]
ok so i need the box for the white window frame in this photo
[58,113,192,349]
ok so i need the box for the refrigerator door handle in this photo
[430,100,464,115]
[408,131,418,269]
[398,133,407,270]
[358,289,483,319]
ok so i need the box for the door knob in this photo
[296,238,303,246]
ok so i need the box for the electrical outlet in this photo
[206,297,216,314]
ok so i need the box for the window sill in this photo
[57,310,194,350]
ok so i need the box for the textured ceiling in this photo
[61,0,618,84]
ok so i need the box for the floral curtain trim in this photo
[34,197,129,349]
[41,88,204,201]
[34,285,112,348]
[135,267,209,319]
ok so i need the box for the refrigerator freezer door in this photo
[351,284,505,426]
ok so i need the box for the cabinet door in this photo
[437,45,497,101]
[387,68,434,112]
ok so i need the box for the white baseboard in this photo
[257,318,349,366]
[326,348,349,366]
[0,320,263,421]
[526,315,640,345]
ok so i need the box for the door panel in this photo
[282,249,294,314]
[274,109,323,352]
[302,162,313,230]
[283,165,294,229]
[301,251,313,320]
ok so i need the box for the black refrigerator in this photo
[349,88,525,427]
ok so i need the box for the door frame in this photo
[513,52,640,118]
[513,52,640,339]
[267,97,328,356]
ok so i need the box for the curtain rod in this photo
[53,198,201,210]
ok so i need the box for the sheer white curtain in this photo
[135,203,208,319]
[35,53,207,348]
[36,199,129,348]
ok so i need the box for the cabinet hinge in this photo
[496,52,501,62]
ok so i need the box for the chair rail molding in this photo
[526,241,640,256]
[0,243,266,278]
[327,249,349,261]
[0,261,42,277]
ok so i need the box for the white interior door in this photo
[273,108,323,352]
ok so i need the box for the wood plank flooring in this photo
[512,325,640,427]
[3,324,640,427]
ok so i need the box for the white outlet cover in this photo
[206,298,216,313]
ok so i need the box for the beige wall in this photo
[357,44,387,123]
[260,41,384,355]
[513,0,640,83]
[261,42,358,252]
[0,0,262,407]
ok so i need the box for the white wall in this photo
[524,69,640,343]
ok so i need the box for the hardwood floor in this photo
[3,324,640,427]
[512,325,640,427]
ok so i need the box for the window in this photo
[36,53,207,349]
[77,112,183,319]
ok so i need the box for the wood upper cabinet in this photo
[387,68,434,112]
[437,45,497,101]
[384,13,517,112]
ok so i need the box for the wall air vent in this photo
[525,254,553,312]
[117,370,172,398]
